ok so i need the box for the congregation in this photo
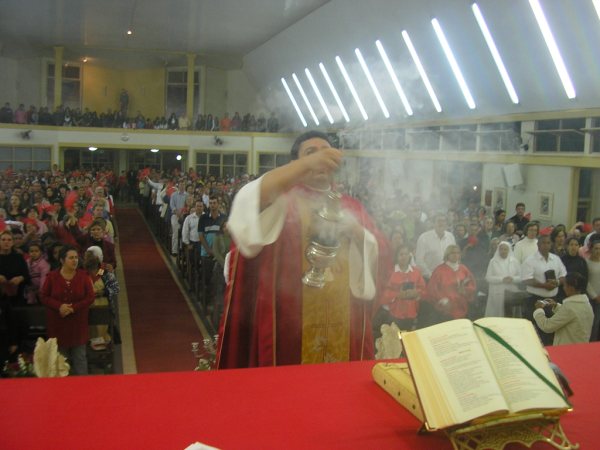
[1,158,599,375]
[0,101,280,133]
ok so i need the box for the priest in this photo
[216,131,390,368]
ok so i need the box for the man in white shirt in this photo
[169,182,189,256]
[513,222,539,263]
[415,214,456,279]
[522,234,567,344]
[181,200,204,257]
[533,272,593,345]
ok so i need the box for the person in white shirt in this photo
[145,175,165,209]
[415,214,456,279]
[513,222,539,263]
[522,234,567,344]
[181,200,204,257]
[533,272,593,345]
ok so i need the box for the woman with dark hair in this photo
[561,237,588,287]
[7,194,24,221]
[551,225,568,257]
[499,221,520,248]
[493,209,506,237]
[40,245,94,375]
[586,237,600,341]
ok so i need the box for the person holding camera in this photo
[522,235,567,344]
[533,272,593,345]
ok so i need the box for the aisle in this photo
[115,207,204,372]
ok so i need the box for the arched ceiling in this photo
[1,0,599,129]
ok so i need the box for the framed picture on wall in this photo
[493,187,506,212]
[539,192,554,219]
[484,190,493,207]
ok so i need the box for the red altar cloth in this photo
[0,343,598,449]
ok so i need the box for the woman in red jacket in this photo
[41,245,94,375]
[373,245,426,337]
[425,244,476,325]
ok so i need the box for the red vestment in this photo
[216,188,390,368]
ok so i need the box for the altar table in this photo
[0,343,598,449]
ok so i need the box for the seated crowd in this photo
[0,167,120,375]
[0,102,280,132]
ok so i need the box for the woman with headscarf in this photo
[484,241,522,317]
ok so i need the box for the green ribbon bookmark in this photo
[473,323,571,407]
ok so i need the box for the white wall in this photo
[0,57,18,105]
[482,163,574,226]
[16,57,43,107]
[226,70,262,115]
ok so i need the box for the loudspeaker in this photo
[503,164,524,187]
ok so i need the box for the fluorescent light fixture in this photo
[432,18,476,109]
[150,148,159,153]
[335,55,368,121]
[375,40,413,116]
[281,77,308,128]
[529,0,576,99]
[88,146,97,151]
[176,154,182,161]
[305,68,334,124]
[594,0,600,21]
[318,63,350,122]
[292,73,319,126]
[354,48,389,118]
[472,3,519,104]
[401,30,442,113]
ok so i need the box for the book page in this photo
[474,317,569,413]
[403,319,508,429]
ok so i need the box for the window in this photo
[64,148,115,171]
[590,117,600,153]
[478,122,521,152]
[407,127,440,151]
[534,118,585,152]
[196,152,248,178]
[47,63,81,110]
[258,153,291,175]
[166,70,200,117]
[0,146,51,171]
[440,125,477,152]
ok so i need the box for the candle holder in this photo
[191,335,219,371]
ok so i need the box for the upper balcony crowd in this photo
[0,102,281,133]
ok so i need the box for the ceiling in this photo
[2,0,600,129]
[0,0,330,68]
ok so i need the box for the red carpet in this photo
[116,207,203,372]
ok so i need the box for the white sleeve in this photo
[228,176,287,258]
[521,257,535,282]
[349,228,378,300]
[414,234,429,278]
[485,261,504,284]
[181,216,191,245]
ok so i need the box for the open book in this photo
[401,317,570,431]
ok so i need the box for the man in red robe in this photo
[217,131,390,368]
